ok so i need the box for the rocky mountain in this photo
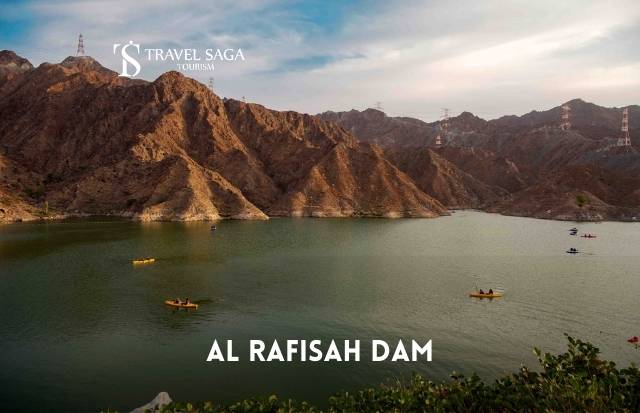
[384,147,505,209]
[0,50,33,92]
[0,51,445,222]
[320,99,639,153]
[0,50,637,223]
[319,101,640,221]
[489,99,640,140]
[433,147,528,193]
[486,164,640,221]
[320,109,436,148]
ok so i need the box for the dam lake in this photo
[0,211,639,412]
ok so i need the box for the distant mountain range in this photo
[0,50,638,222]
[319,101,640,221]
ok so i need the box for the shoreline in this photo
[2,208,639,224]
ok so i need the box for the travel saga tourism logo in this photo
[113,40,245,78]
[113,41,141,77]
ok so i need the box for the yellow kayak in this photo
[133,258,155,265]
[469,292,503,298]
[164,300,198,309]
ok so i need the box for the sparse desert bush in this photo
[576,193,590,208]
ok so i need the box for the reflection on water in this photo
[0,212,639,412]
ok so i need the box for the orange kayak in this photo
[133,258,155,265]
[469,292,503,298]
[164,300,198,309]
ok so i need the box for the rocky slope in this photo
[0,153,39,221]
[319,101,640,221]
[385,147,505,209]
[320,108,436,148]
[0,50,33,93]
[0,51,445,221]
[486,164,640,221]
[1,49,637,223]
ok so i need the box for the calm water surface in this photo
[0,212,638,412]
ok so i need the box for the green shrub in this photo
[105,336,640,413]
[576,193,589,208]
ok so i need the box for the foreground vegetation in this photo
[108,336,640,412]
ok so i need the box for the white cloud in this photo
[6,0,640,120]
[556,63,640,90]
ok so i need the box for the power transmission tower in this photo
[434,133,442,147]
[435,108,450,146]
[442,108,450,124]
[560,104,571,131]
[374,101,383,111]
[618,107,631,146]
[208,77,214,91]
[76,33,85,56]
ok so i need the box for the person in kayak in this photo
[185,298,190,305]
[478,289,485,294]
[488,289,494,295]
[174,298,181,304]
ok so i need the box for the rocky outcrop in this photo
[268,143,446,217]
[320,108,436,148]
[433,147,528,193]
[486,165,640,221]
[0,187,38,222]
[224,101,445,217]
[386,147,503,208]
[0,50,33,93]
[0,153,40,221]
[131,392,172,413]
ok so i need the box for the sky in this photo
[1,0,639,121]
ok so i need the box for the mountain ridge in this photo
[318,101,640,221]
[0,51,638,222]
[0,52,446,222]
